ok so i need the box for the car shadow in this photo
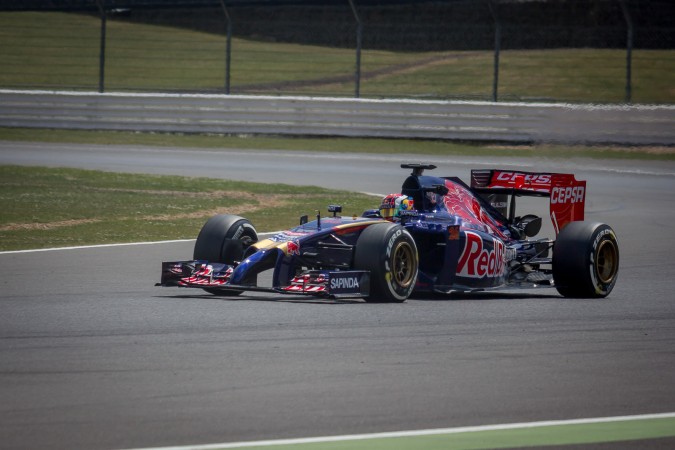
[156,292,366,305]
[409,290,563,302]
[156,289,572,304]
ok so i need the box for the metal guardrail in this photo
[1,90,674,145]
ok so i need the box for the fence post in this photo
[619,0,633,103]
[348,0,362,98]
[220,0,232,95]
[488,0,500,102]
[96,0,106,93]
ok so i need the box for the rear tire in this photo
[193,214,258,296]
[553,221,619,298]
[354,223,418,303]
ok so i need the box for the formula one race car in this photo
[158,164,619,302]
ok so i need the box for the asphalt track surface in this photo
[1,141,675,449]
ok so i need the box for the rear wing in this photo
[471,169,586,234]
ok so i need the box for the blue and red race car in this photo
[159,164,619,301]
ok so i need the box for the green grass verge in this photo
[1,11,673,103]
[188,416,675,450]
[0,165,378,251]
[1,128,673,161]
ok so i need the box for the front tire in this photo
[354,223,418,303]
[553,221,619,298]
[193,214,258,296]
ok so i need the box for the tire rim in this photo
[392,241,416,288]
[595,239,618,284]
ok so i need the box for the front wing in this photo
[158,260,370,298]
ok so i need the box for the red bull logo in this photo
[457,231,505,278]
[286,240,301,256]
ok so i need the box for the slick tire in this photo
[354,223,418,303]
[193,214,258,296]
[552,221,619,298]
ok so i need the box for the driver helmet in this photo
[379,194,414,221]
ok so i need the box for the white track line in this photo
[123,412,675,450]
[0,239,196,255]
[0,233,283,255]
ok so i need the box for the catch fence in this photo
[0,0,673,104]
